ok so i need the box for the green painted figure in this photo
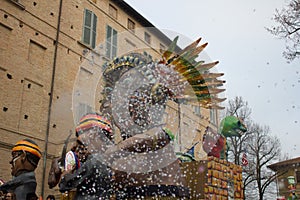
[203,116,247,159]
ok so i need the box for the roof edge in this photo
[111,0,181,52]
[268,157,300,171]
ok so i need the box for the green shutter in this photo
[112,29,117,58]
[83,9,91,44]
[91,13,97,48]
[105,25,117,59]
[85,9,92,27]
[106,26,111,58]
[83,9,97,48]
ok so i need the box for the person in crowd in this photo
[0,139,41,200]
[4,192,16,200]
[74,141,89,165]
[59,113,114,200]
[45,195,55,200]
[0,191,4,200]
[60,140,89,200]
[25,193,38,200]
[47,137,90,192]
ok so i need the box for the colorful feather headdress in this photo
[159,36,226,109]
[101,36,226,115]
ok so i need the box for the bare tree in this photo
[224,97,256,199]
[240,122,260,199]
[267,0,300,61]
[224,96,282,200]
[246,124,281,200]
[225,96,252,165]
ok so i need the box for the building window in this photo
[106,25,118,59]
[144,32,151,44]
[159,43,166,54]
[143,51,152,60]
[82,9,97,48]
[127,18,135,33]
[109,4,117,19]
[210,109,217,124]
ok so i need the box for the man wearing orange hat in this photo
[0,138,41,200]
[59,112,113,200]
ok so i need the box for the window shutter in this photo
[106,26,112,58]
[105,25,118,59]
[82,9,97,48]
[91,13,97,48]
[83,9,91,45]
[112,29,117,58]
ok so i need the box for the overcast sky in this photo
[124,0,300,158]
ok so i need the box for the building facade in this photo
[0,0,220,197]
[268,157,300,199]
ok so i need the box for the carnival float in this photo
[97,36,248,199]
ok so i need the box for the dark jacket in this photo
[0,171,37,200]
[59,154,112,200]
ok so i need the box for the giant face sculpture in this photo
[100,37,226,140]
[98,36,227,198]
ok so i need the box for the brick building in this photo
[0,0,220,197]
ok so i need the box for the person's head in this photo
[46,195,55,200]
[10,139,41,176]
[76,113,113,153]
[26,193,38,200]
[74,140,89,163]
[5,192,16,200]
